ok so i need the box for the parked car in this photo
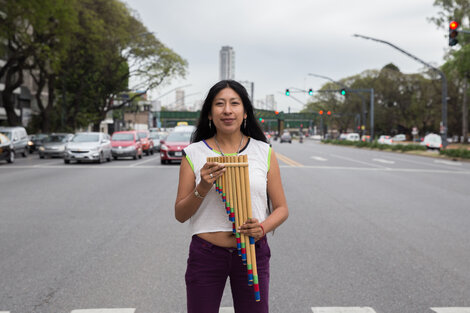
[0,133,15,163]
[28,133,49,153]
[137,130,154,156]
[38,133,73,158]
[160,131,192,164]
[111,131,143,160]
[280,131,292,143]
[378,135,393,145]
[361,135,371,142]
[173,125,196,134]
[149,131,167,152]
[0,126,29,157]
[392,134,406,142]
[64,132,112,164]
[345,133,360,141]
[421,133,442,150]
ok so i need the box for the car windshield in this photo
[138,132,148,139]
[72,134,99,142]
[166,132,192,142]
[112,133,134,141]
[45,135,67,143]
[149,133,160,139]
[0,131,12,140]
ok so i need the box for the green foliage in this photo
[321,139,426,152]
[440,148,470,159]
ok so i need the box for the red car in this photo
[111,131,143,160]
[137,130,154,156]
[160,131,192,164]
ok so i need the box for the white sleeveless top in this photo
[183,138,272,236]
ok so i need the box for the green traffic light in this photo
[285,89,290,96]
[340,88,346,96]
[308,88,313,96]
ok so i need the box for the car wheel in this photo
[7,151,15,163]
[39,154,44,159]
[150,149,154,155]
[22,148,28,157]
[133,153,137,160]
[113,156,118,160]
[160,159,166,165]
[64,159,70,164]
[145,150,150,156]
[139,153,142,159]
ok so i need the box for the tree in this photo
[58,0,187,131]
[429,0,470,143]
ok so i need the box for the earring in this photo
[209,119,212,129]
[244,118,247,129]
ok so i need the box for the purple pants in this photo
[185,235,271,313]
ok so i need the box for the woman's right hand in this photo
[198,162,226,195]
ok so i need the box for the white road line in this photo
[0,311,10,313]
[71,309,135,313]
[372,158,395,164]
[219,307,235,313]
[330,154,388,169]
[311,156,328,161]
[279,165,470,174]
[431,308,470,313]
[311,307,377,313]
[34,160,59,167]
[434,160,462,166]
[129,156,159,167]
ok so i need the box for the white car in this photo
[421,133,442,150]
[378,135,393,145]
[392,134,406,142]
[64,132,112,164]
[345,133,360,141]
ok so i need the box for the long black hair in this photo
[191,80,267,143]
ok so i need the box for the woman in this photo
[175,80,289,313]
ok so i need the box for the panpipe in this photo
[207,155,260,302]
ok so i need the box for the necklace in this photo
[214,134,244,156]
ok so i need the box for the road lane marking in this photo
[434,160,462,166]
[219,307,235,313]
[331,154,388,169]
[311,156,328,161]
[311,308,376,313]
[71,309,135,313]
[372,158,395,164]
[129,156,159,167]
[431,308,470,313]
[275,153,303,167]
[33,160,59,167]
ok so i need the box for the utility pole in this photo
[354,34,448,147]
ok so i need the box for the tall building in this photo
[219,46,235,80]
[175,89,185,111]
[239,80,254,103]
[265,94,276,111]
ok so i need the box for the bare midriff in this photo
[197,231,237,248]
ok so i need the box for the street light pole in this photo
[353,33,448,147]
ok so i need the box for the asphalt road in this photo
[1,140,469,313]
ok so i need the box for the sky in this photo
[124,0,448,113]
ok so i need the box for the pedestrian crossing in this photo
[2,307,470,313]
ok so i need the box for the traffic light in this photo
[340,88,346,96]
[275,110,279,115]
[449,21,459,46]
[259,117,262,122]
[261,119,265,123]
[308,88,313,96]
[285,89,290,96]
[319,110,323,115]
[327,111,331,116]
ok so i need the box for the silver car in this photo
[64,132,112,164]
[38,133,73,158]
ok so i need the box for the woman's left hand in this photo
[238,218,264,241]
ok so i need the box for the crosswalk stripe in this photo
[70,309,135,313]
[434,160,462,166]
[0,311,10,313]
[431,308,470,313]
[311,308,377,313]
[219,307,235,313]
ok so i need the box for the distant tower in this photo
[175,89,185,111]
[239,80,254,103]
[219,46,235,80]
